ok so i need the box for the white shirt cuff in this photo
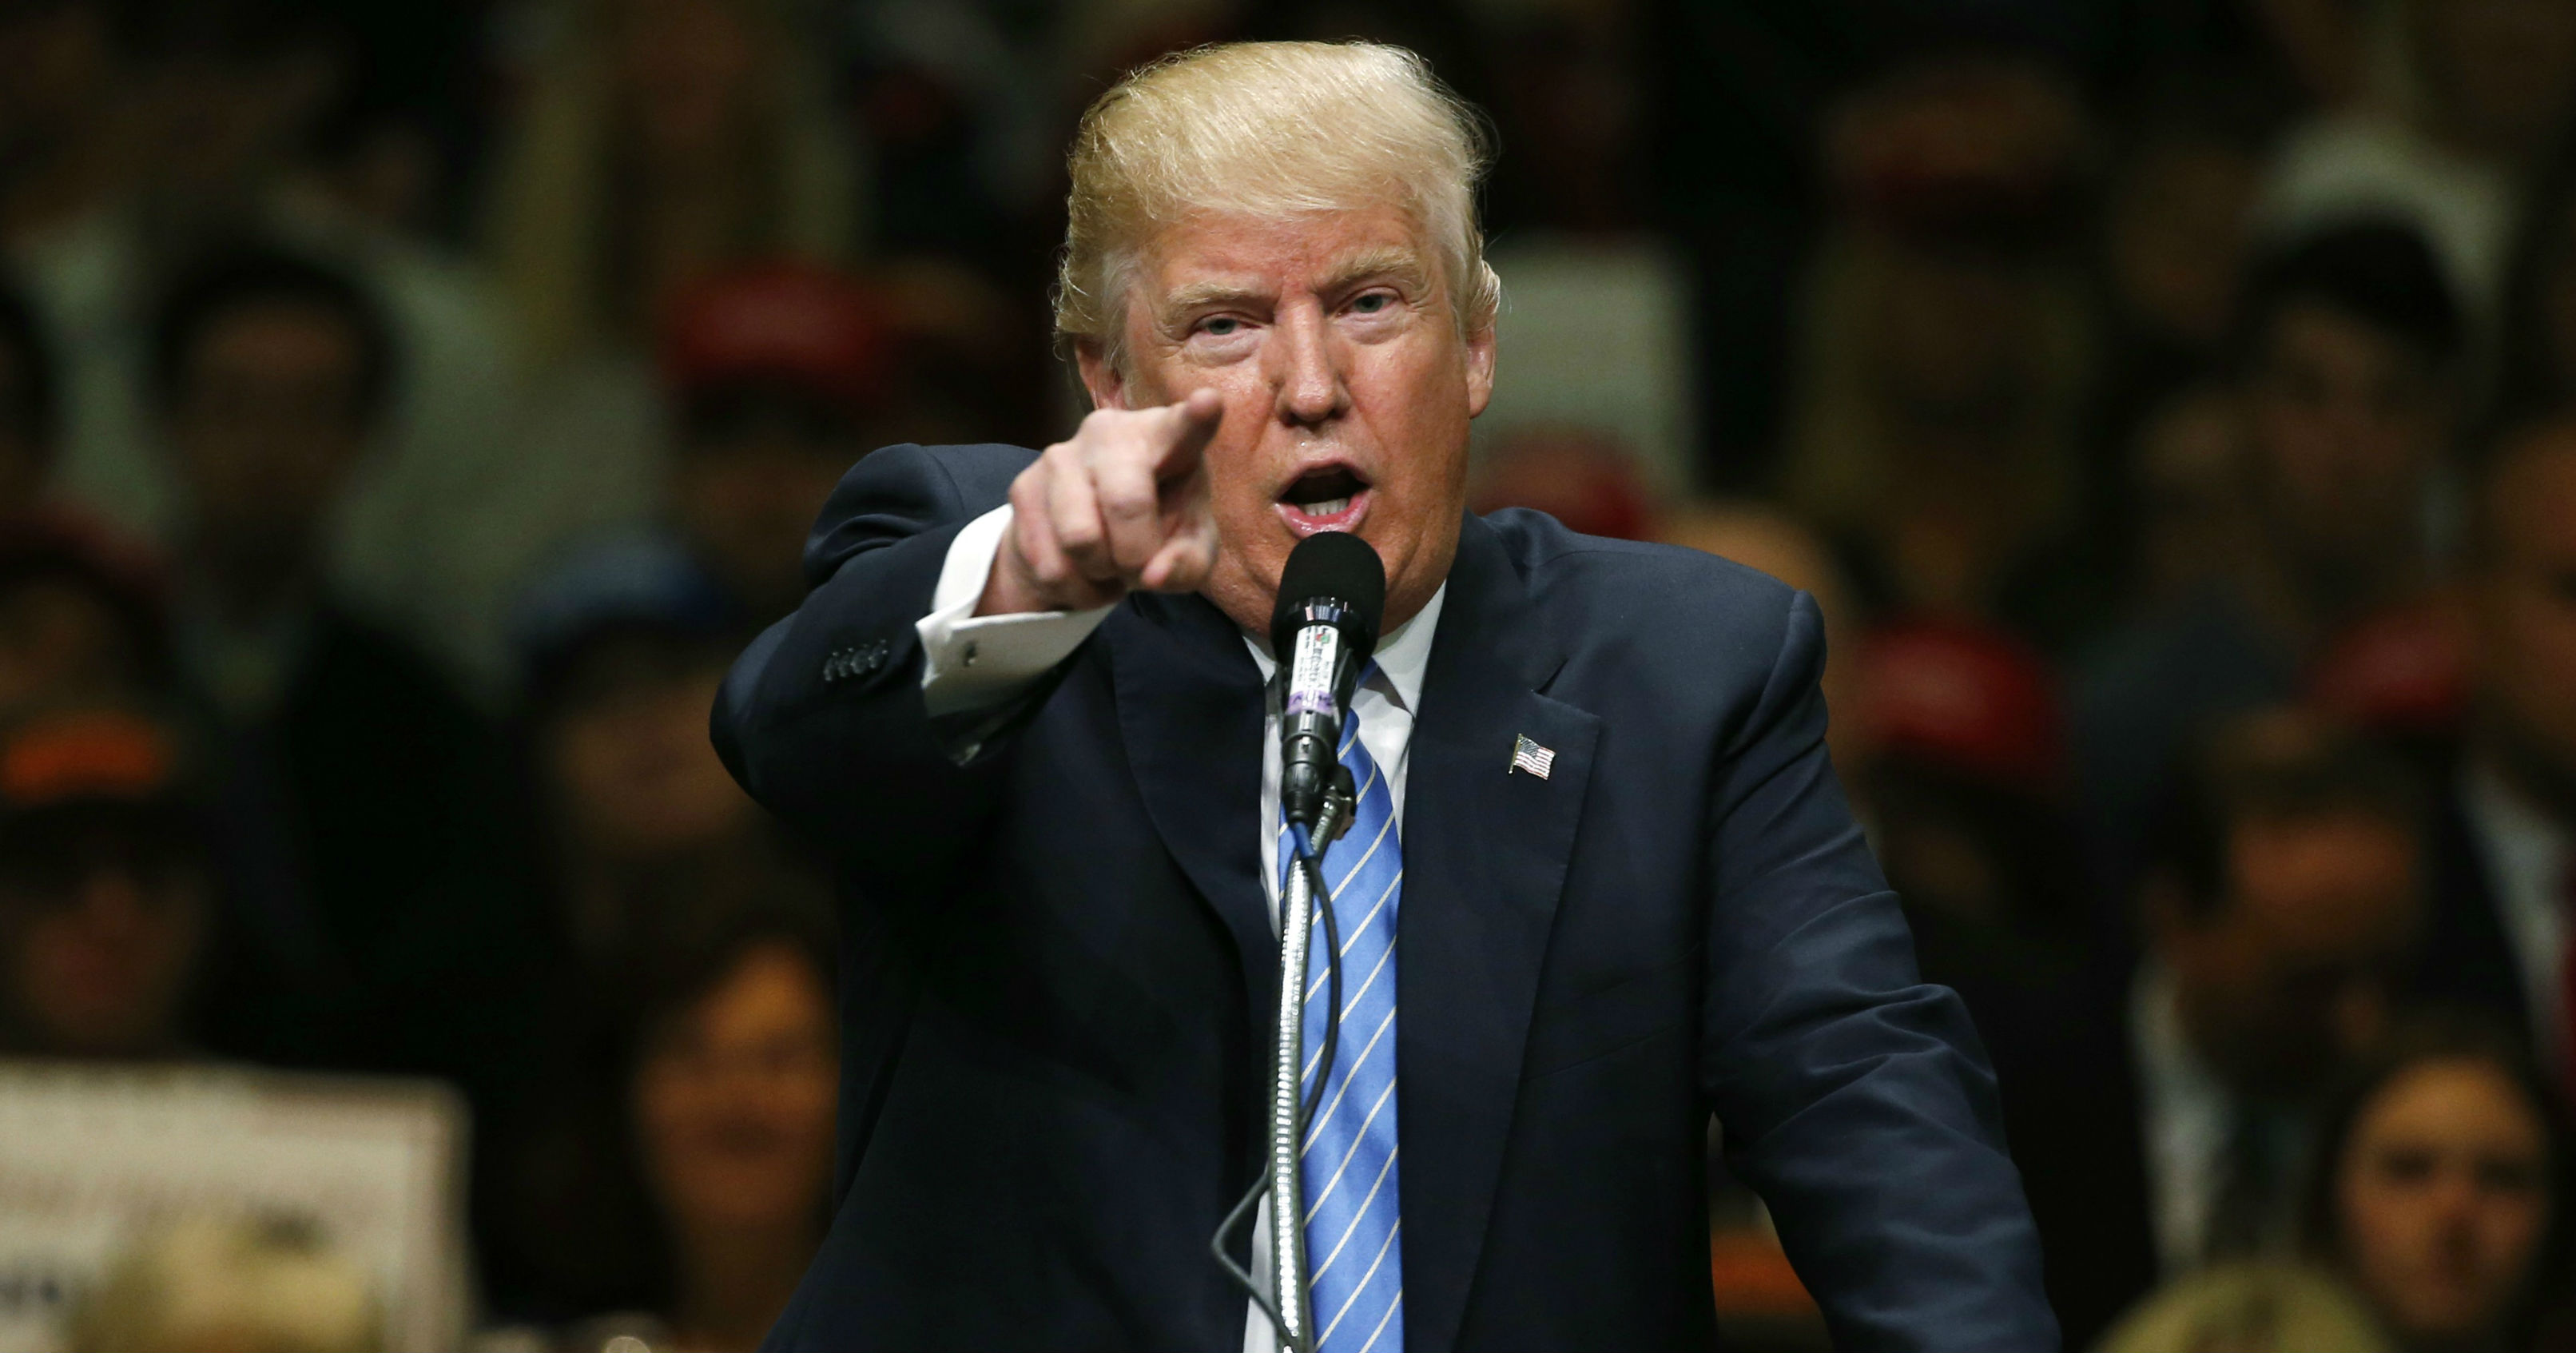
[916,505,1114,717]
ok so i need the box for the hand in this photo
[979,389,1223,615]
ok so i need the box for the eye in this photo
[1199,316,1242,336]
[2375,1148,2437,1184]
[1350,292,1392,314]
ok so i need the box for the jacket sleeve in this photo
[710,442,1041,873]
[1697,591,2060,1353]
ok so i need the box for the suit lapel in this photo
[1107,592,1281,1037]
[1399,515,1600,1353]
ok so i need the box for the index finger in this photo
[1153,388,1224,483]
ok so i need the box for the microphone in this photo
[1270,531,1385,831]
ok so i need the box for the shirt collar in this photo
[1244,581,1446,718]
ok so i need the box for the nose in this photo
[1267,298,1346,428]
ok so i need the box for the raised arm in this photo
[1697,592,2059,1353]
[712,395,1226,864]
[711,442,1032,857]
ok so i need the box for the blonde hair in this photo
[1055,41,1501,362]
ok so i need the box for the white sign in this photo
[0,1061,469,1353]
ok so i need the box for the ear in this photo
[1464,316,1497,419]
[1076,341,1131,412]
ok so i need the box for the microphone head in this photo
[1270,531,1386,663]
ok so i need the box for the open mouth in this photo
[1277,464,1371,535]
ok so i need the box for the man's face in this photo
[1081,201,1495,634]
[0,819,206,1057]
[2160,812,2422,1095]
[544,643,755,866]
[2469,435,2576,797]
[166,301,370,573]
[2242,302,2449,587]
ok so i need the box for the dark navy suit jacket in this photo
[712,444,2057,1352]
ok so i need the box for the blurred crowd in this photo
[1,0,2574,1350]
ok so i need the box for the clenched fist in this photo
[978,389,1224,616]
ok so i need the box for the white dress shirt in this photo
[2129,962,2234,1276]
[2460,761,2573,1070]
[913,504,1444,1352]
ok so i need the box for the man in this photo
[146,244,531,1104]
[2413,418,2576,1104]
[2077,221,2459,897]
[1990,710,2424,1349]
[659,263,904,629]
[714,42,2051,1352]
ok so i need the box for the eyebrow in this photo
[1154,246,1434,320]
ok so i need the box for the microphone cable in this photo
[1212,792,1352,1350]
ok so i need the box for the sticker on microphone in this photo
[1285,626,1340,715]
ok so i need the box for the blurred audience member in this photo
[483,0,862,675]
[1990,710,2426,1349]
[487,0,857,369]
[2308,1015,2567,1353]
[1469,424,1655,542]
[148,244,530,1094]
[2101,1013,2568,1353]
[511,539,781,973]
[1783,53,2106,647]
[0,275,60,513]
[2259,0,2576,336]
[70,1211,380,1353]
[2079,220,2462,892]
[1655,497,1864,769]
[0,703,211,1060]
[0,513,168,715]
[2415,418,2576,1107]
[9,4,523,689]
[2092,73,2278,441]
[1847,620,2089,976]
[490,901,835,1344]
[660,263,896,627]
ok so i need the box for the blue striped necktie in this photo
[1278,702,1404,1353]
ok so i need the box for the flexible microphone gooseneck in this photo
[1270,531,1385,829]
[1212,530,1387,1353]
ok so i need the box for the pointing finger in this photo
[1153,388,1224,483]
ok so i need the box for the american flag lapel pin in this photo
[1509,734,1556,780]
